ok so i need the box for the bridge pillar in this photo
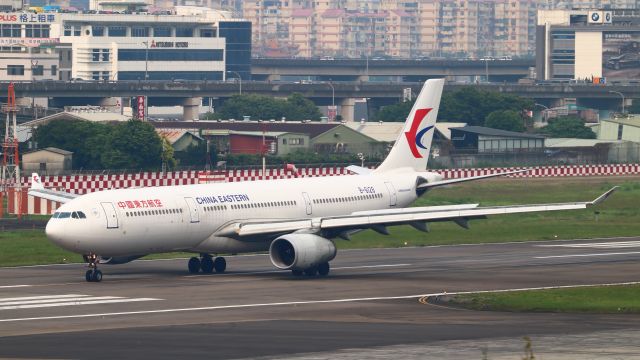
[340,98,357,122]
[182,97,202,120]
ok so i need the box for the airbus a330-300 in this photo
[30,79,617,282]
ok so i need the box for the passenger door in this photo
[184,197,200,223]
[302,192,312,215]
[100,202,119,229]
[384,182,397,207]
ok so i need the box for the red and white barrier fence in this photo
[6,164,640,215]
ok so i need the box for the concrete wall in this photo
[599,120,640,142]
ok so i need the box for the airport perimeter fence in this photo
[5,163,640,215]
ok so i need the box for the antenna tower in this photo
[1,83,21,206]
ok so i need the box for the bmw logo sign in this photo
[591,12,600,21]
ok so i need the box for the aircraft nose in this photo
[45,219,76,252]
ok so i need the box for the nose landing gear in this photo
[187,254,226,274]
[83,254,103,282]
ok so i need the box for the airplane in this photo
[30,79,617,282]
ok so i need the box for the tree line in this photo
[374,87,596,139]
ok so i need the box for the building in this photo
[22,147,73,174]
[21,108,132,127]
[244,0,544,59]
[0,0,23,11]
[202,129,310,156]
[451,126,545,153]
[597,116,640,141]
[537,8,640,81]
[0,6,251,82]
[156,128,204,151]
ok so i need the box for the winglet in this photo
[31,173,44,190]
[589,186,619,206]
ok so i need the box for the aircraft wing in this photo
[215,187,618,239]
[27,173,79,204]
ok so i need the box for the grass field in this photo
[448,284,640,313]
[1,176,639,266]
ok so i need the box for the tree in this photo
[484,110,525,132]
[211,93,322,121]
[373,100,414,122]
[160,137,177,170]
[33,119,168,170]
[373,87,534,125]
[538,116,596,139]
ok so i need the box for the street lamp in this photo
[609,90,625,114]
[326,81,335,107]
[326,81,336,121]
[227,70,242,95]
[142,41,149,80]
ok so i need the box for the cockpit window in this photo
[72,212,79,219]
[52,212,59,218]
[77,211,87,219]
[58,212,71,219]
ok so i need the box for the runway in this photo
[1,237,640,359]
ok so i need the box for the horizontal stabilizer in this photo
[28,173,78,204]
[346,165,372,175]
[418,169,530,189]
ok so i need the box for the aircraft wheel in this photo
[201,255,214,273]
[90,269,103,282]
[213,257,226,273]
[188,257,201,274]
[318,262,330,276]
[304,267,318,276]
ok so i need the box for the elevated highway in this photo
[250,58,534,82]
[0,81,633,120]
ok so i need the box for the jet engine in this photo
[98,255,146,265]
[269,234,336,271]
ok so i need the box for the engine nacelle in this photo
[99,255,146,265]
[269,234,336,271]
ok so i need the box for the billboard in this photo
[602,31,640,80]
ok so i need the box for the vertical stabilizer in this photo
[374,79,444,173]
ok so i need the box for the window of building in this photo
[1,24,21,38]
[51,65,57,76]
[64,25,71,36]
[92,48,100,61]
[92,26,105,36]
[25,24,50,38]
[118,49,223,61]
[153,26,171,37]
[132,27,149,37]
[289,138,304,145]
[7,65,24,76]
[617,124,624,140]
[175,27,194,37]
[108,26,127,37]
[73,25,81,36]
[32,65,43,76]
[200,28,216,37]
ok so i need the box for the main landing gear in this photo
[188,254,226,274]
[83,254,103,282]
[292,262,330,277]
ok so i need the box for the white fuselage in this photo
[46,170,429,257]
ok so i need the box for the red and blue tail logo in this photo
[404,108,433,158]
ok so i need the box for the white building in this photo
[0,6,251,82]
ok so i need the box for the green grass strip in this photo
[450,284,640,313]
